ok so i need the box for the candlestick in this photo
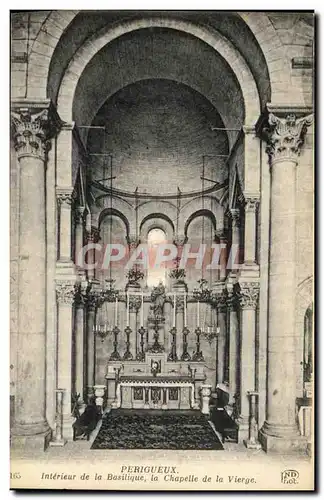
[126,292,129,327]
[197,300,200,328]
[141,291,144,326]
[114,296,118,326]
[173,293,176,327]
[184,293,187,327]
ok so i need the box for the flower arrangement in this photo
[193,278,211,301]
[126,267,144,284]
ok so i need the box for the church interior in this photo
[10,11,314,457]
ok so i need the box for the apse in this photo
[87,79,229,196]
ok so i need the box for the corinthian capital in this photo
[56,187,74,208]
[56,280,76,305]
[229,209,241,227]
[11,100,61,161]
[264,113,313,164]
[238,282,259,310]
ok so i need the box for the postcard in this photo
[10,9,314,491]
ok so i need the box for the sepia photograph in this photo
[9,9,315,491]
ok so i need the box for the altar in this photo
[106,352,206,410]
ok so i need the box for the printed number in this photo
[10,472,21,479]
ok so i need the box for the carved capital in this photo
[86,226,100,243]
[56,281,76,305]
[56,187,74,208]
[11,101,61,161]
[174,235,186,247]
[74,206,85,224]
[244,196,260,213]
[227,290,239,311]
[264,113,313,164]
[86,291,100,310]
[127,235,140,251]
[238,282,259,310]
[211,287,227,312]
[229,209,241,228]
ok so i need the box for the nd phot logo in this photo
[281,469,299,485]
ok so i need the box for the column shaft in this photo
[259,111,312,452]
[57,189,73,262]
[56,282,75,440]
[228,299,239,405]
[15,153,49,435]
[74,302,85,402]
[217,308,226,385]
[244,200,258,264]
[86,303,96,400]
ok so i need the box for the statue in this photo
[150,281,167,317]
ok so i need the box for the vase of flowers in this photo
[126,267,144,288]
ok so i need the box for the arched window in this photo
[147,228,167,287]
[303,305,313,384]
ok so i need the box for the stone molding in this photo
[11,100,61,161]
[238,282,260,310]
[263,112,313,164]
[56,280,76,305]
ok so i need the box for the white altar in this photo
[106,352,206,410]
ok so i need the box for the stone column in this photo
[10,102,60,448]
[259,111,312,453]
[227,289,239,407]
[229,209,241,271]
[216,230,227,281]
[57,188,74,262]
[212,285,227,385]
[243,197,259,265]
[74,206,85,270]
[74,283,88,404]
[56,281,75,440]
[236,282,259,440]
[86,226,100,281]
[217,296,227,385]
[86,292,97,401]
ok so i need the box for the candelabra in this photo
[192,327,204,361]
[244,391,262,449]
[94,324,113,342]
[136,326,146,361]
[167,327,178,361]
[109,326,121,360]
[123,325,133,360]
[49,389,66,447]
[181,326,191,361]
[148,314,165,353]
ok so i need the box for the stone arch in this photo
[28,12,290,106]
[239,12,292,104]
[92,195,134,231]
[139,213,175,243]
[179,197,223,236]
[137,200,177,232]
[295,275,313,396]
[56,17,259,125]
[97,207,130,240]
[184,208,217,240]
